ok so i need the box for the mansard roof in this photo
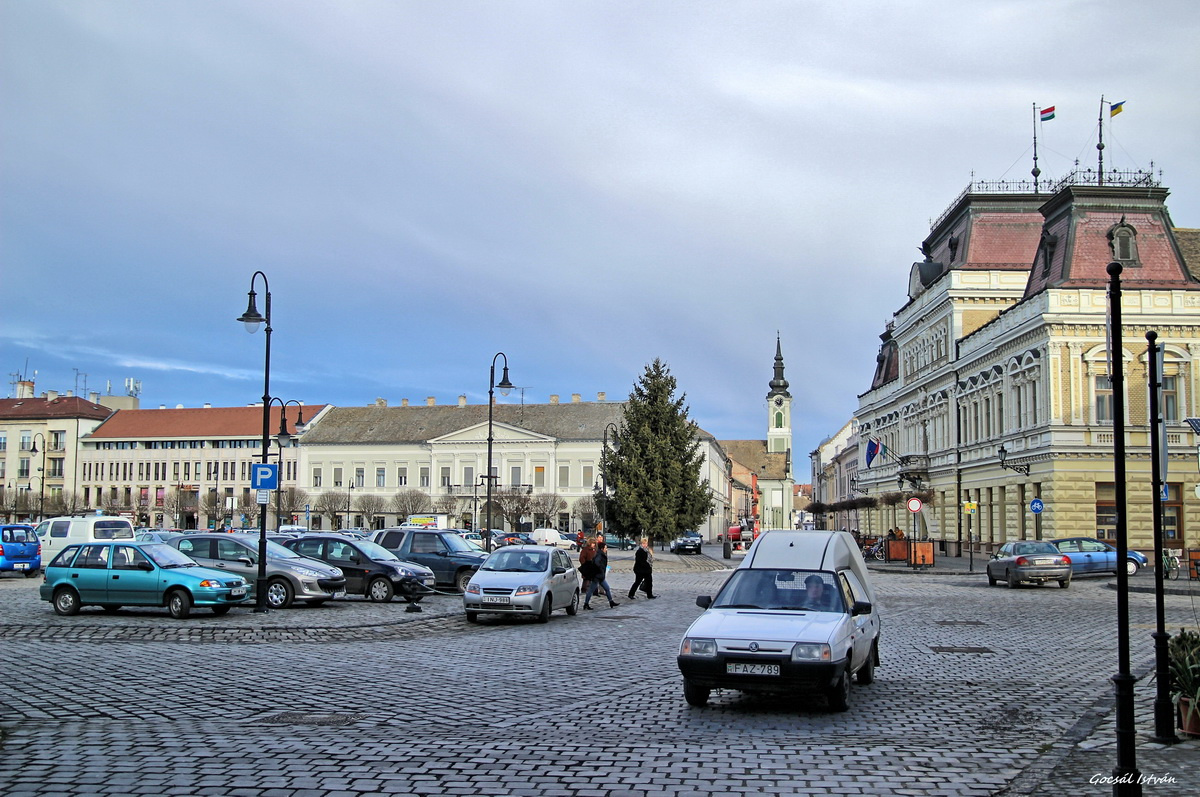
[719,439,790,481]
[0,396,113,422]
[86,405,329,439]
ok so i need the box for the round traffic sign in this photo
[906,497,923,513]
[1030,499,1044,514]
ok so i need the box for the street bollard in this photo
[723,540,732,559]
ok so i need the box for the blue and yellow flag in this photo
[1110,100,1125,117]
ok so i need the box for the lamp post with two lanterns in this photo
[484,353,515,552]
[28,433,47,523]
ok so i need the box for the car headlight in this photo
[198,579,223,588]
[513,585,540,596]
[465,584,481,594]
[791,643,832,662]
[293,566,323,578]
[680,638,717,657]
[391,565,415,578]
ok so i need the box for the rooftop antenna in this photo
[1031,102,1043,194]
[73,368,89,396]
[1097,95,1106,186]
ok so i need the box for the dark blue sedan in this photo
[1050,537,1148,576]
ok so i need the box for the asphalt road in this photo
[1,555,1197,796]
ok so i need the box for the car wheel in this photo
[465,611,479,624]
[1125,560,1140,576]
[856,641,877,685]
[683,679,710,707]
[1059,576,1071,589]
[455,569,474,594]
[566,589,579,616]
[305,599,329,607]
[265,578,295,609]
[537,594,552,624]
[827,665,851,712]
[368,577,395,603]
[212,605,232,616]
[101,605,121,614]
[23,568,40,578]
[1007,569,1020,589]
[167,589,192,620]
[987,572,997,586]
[53,588,81,616]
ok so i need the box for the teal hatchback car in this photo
[40,541,251,619]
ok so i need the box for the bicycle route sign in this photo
[1030,498,1044,514]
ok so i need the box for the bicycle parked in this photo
[1162,548,1182,581]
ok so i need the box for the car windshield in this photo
[355,540,400,562]
[482,549,550,572]
[142,543,198,568]
[1012,542,1059,556]
[712,569,846,613]
[441,534,477,553]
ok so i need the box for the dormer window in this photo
[1107,218,1139,265]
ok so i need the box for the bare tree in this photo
[354,493,387,529]
[101,491,126,516]
[571,495,599,533]
[493,487,534,532]
[314,491,347,528]
[529,492,566,528]
[201,490,226,528]
[275,487,310,526]
[238,494,261,529]
[433,494,460,521]
[391,489,432,522]
[47,490,84,517]
[162,487,197,528]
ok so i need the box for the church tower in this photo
[766,336,792,455]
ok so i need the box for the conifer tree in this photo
[600,359,712,544]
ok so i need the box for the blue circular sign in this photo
[1030,499,1044,514]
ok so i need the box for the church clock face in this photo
[774,397,784,407]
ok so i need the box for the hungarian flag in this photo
[1040,106,1055,122]
[1110,100,1125,117]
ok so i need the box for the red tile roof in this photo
[86,405,328,439]
[0,396,113,422]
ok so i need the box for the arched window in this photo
[774,411,784,428]
[1107,218,1139,265]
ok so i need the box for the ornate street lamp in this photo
[600,422,618,538]
[28,433,47,522]
[235,270,273,613]
[484,353,514,552]
[997,445,1031,476]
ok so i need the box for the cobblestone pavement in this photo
[1,557,1197,796]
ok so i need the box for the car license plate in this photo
[726,662,780,676]
[229,586,246,597]
[1034,558,1055,565]
[333,591,346,599]
[13,563,28,570]
[482,595,510,604]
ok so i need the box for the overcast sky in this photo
[3,1,1197,456]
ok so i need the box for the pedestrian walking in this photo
[583,539,620,609]
[628,537,657,600]
[578,535,598,597]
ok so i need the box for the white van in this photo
[677,530,881,712]
[529,528,577,551]
[34,514,136,559]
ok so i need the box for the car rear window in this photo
[94,520,134,539]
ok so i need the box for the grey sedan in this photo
[986,541,1072,589]
[463,545,580,624]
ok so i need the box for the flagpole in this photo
[1097,95,1106,186]
[1032,103,1041,194]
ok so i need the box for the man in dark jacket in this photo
[628,537,657,599]
[583,540,619,609]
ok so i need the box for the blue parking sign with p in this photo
[251,463,279,490]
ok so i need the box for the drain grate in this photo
[258,712,367,726]
[594,615,640,620]
[930,645,993,654]
[935,620,985,626]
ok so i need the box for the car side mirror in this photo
[552,566,566,575]
[436,551,448,557]
[137,561,154,572]
[851,600,873,616]
[238,556,254,566]
[696,595,712,609]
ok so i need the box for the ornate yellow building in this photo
[855,170,1200,555]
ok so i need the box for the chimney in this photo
[426,397,436,406]
[89,391,100,403]
[45,390,58,401]
[597,391,606,402]
[159,404,166,410]
[401,398,409,407]
[66,390,74,397]
[16,380,34,399]
[549,394,559,404]
[571,393,581,403]
[458,395,467,407]
[203,403,211,409]
[176,404,184,409]
[375,398,387,407]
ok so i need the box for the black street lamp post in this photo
[235,270,274,613]
[485,353,514,552]
[28,433,47,522]
[600,422,618,538]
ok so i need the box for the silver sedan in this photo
[463,545,580,623]
[986,541,1072,589]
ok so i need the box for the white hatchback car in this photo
[677,530,881,712]
[463,545,581,623]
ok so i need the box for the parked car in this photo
[282,535,434,603]
[463,545,581,623]
[168,533,347,609]
[1050,537,1147,576]
[371,528,488,592]
[492,531,537,548]
[135,530,184,545]
[678,530,881,712]
[529,528,578,551]
[33,515,135,560]
[986,541,1072,588]
[0,524,41,577]
[670,531,704,555]
[39,541,251,618]
[603,533,635,551]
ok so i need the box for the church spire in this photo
[767,335,790,399]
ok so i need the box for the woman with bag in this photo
[628,537,657,599]
[577,535,598,597]
[583,539,619,609]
